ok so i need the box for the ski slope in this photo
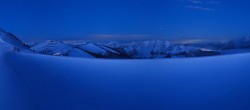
[1,50,250,110]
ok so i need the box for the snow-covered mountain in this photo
[31,40,73,56]
[30,40,127,58]
[30,40,221,59]
[220,37,250,49]
[97,40,220,58]
[124,40,172,58]
[31,40,94,58]
[2,28,250,59]
[0,28,31,55]
[0,28,29,50]
[78,43,127,58]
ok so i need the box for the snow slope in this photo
[0,38,29,110]
[219,37,250,49]
[0,28,29,49]
[68,48,94,58]
[31,40,94,58]
[78,43,125,58]
[31,40,73,55]
[79,43,108,55]
[1,51,250,110]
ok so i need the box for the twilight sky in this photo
[1,0,250,40]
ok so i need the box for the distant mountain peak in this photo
[241,36,250,42]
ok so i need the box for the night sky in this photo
[1,0,250,40]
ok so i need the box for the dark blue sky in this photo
[1,0,250,40]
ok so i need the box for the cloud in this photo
[177,0,219,11]
[186,0,219,4]
[206,1,220,4]
[187,0,202,4]
[185,5,215,11]
[89,34,152,40]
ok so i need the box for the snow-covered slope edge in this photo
[3,52,250,110]
[0,30,30,110]
[0,28,29,50]
[30,40,95,58]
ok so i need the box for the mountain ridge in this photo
[1,28,250,59]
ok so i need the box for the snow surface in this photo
[0,41,28,110]
[31,40,94,57]
[31,40,73,55]
[0,28,28,49]
[68,48,95,58]
[1,48,250,110]
[98,45,120,54]
[79,43,108,55]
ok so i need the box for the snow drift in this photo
[1,51,250,110]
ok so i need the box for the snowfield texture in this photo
[0,28,29,49]
[1,28,250,110]
[1,51,250,110]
